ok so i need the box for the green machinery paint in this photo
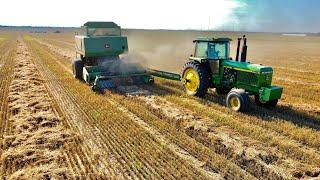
[73,22,153,91]
[148,36,283,112]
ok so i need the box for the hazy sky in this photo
[232,0,320,33]
[0,0,319,32]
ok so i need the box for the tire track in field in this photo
[27,38,221,179]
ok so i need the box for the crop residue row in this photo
[0,41,78,179]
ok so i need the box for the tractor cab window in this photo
[195,42,208,58]
[87,28,121,36]
[207,42,229,60]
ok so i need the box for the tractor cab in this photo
[190,38,232,74]
[191,38,231,60]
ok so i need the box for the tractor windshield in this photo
[207,42,229,59]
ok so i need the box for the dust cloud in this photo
[122,29,243,73]
[99,56,146,75]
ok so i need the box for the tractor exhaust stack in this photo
[235,37,241,61]
[240,35,247,62]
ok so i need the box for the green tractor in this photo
[73,22,153,91]
[149,36,283,112]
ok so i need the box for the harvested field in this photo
[0,30,319,179]
[0,40,79,179]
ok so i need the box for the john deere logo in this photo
[105,44,110,48]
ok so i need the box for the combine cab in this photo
[73,22,153,91]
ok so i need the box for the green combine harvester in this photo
[149,36,283,112]
[73,22,153,91]
[73,21,283,112]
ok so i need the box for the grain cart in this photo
[73,22,153,91]
[148,36,283,112]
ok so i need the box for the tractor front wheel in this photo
[180,61,209,97]
[226,89,250,112]
[254,95,278,107]
[73,59,83,80]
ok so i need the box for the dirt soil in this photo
[0,41,78,179]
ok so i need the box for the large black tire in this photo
[180,61,209,97]
[73,59,83,80]
[254,95,278,107]
[226,89,250,112]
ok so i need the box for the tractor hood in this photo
[222,60,273,73]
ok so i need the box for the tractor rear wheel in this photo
[73,59,83,80]
[180,61,209,97]
[226,89,250,112]
[254,95,278,107]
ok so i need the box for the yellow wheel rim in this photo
[183,68,199,93]
[229,96,241,111]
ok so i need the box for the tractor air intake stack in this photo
[240,35,247,62]
[235,38,241,61]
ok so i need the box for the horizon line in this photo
[0,24,318,34]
